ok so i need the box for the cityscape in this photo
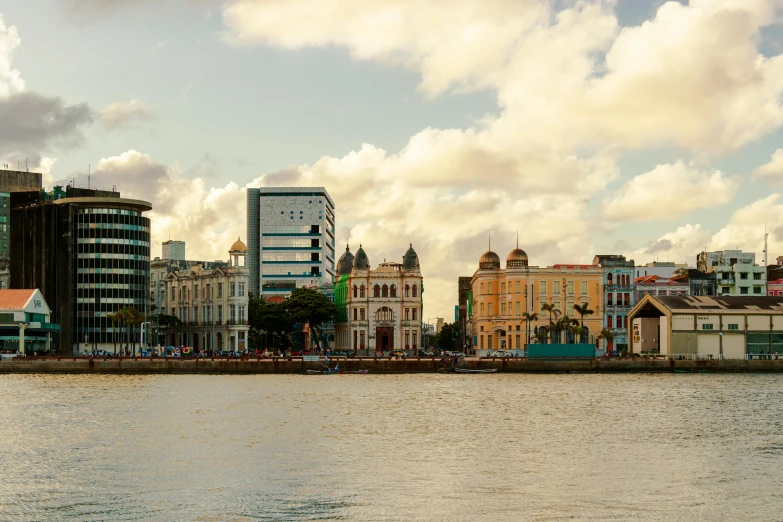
[2,1,783,521]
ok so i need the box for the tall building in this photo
[469,244,604,356]
[593,255,635,353]
[696,249,766,296]
[247,187,335,298]
[457,276,472,351]
[161,240,186,261]
[153,239,249,353]
[10,186,151,354]
[0,169,42,289]
[333,244,423,353]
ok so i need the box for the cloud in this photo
[628,224,711,265]
[0,14,24,96]
[645,239,673,255]
[99,99,153,130]
[754,148,783,178]
[602,161,737,222]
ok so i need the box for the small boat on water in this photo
[453,368,498,374]
[674,369,708,373]
[305,369,369,375]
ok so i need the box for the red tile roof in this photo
[0,289,35,310]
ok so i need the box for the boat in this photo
[674,369,708,373]
[453,368,498,374]
[305,369,369,375]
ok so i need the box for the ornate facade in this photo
[470,243,604,355]
[156,239,250,353]
[334,244,423,353]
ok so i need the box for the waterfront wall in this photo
[1,357,782,374]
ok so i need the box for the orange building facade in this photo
[469,246,604,355]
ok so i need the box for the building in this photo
[161,240,186,261]
[633,261,689,279]
[635,274,690,300]
[246,187,336,298]
[157,239,249,353]
[469,244,604,356]
[0,169,43,289]
[593,255,635,353]
[696,250,766,296]
[10,186,151,354]
[333,244,423,354]
[457,276,472,352]
[629,295,783,359]
[0,289,59,354]
[768,279,783,296]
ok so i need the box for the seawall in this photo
[1,357,782,374]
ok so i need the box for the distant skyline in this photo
[2,0,783,319]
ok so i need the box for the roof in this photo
[656,295,783,312]
[230,237,248,253]
[551,264,595,269]
[0,289,36,310]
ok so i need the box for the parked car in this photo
[417,349,433,356]
[491,351,512,358]
[333,350,354,358]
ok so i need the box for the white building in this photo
[697,250,766,296]
[629,295,783,359]
[155,239,249,353]
[162,240,186,261]
[633,262,690,279]
[246,187,336,298]
[334,244,423,354]
[0,289,57,354]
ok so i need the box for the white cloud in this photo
[0,14,25,97]
[99,99,153,130]
[603,161,737,222]
[754,148,783,178]
[629,224,711,265]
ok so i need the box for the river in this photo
[0,374,781,521]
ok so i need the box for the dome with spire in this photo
[506,248,529,268]
[336,245,355,276]
[402,243,420,270]
[229,237,248,253]
[353,244,370,270]
[479,250,501,270]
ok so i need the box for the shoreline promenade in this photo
[1,356,782,374]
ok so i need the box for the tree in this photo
[521,312,538,344]
[248,293,295,350]
[107,311,123,355]
[434,322,459,351]
[283,288,338,350]
[540,303,561,344]
[573,303,594,342]
[597,328,616,352]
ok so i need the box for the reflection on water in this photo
[0,374,782,521]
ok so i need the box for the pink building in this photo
[767,279,783,296]
[635,275,689,301]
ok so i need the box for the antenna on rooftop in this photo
[764,224,769,266]
[88,163,91,189]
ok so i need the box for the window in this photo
[374,285,381,297]
[723,287,731,294]
[727,323,739,330]
[501,303,506,315]
[754,287,762,294]
[360,331,365,349]
[353,308,358,321]
[406,285,411,297]
[218,283,223,298]
[501,282,506,294]
[488,335,493,349]
[739,272,748,280]
[194,286,199,299]
[607,293,613,306]
[480,335,484,349]
[230,283,236,297]
[353,331,357,350]
[701,323,714,330]
[405,308,410,320]
[567,281,574,295]
[360,308,365,320]
[390,285,397,297]
[239,282,245,296]
[480,283,484,294]
[539,280,547,294]
[607,273,613,284]
[229,304,236,322]
[382,284,389,297]
[753,273,762,280]
[481,303,485,315]
[740,287,749,295]
[580,281,587,295]
[516,281,520,293]
[516,302,520,315]
[488,303,493,315]
[607,315,613,328]
[239,305,245,322]
[554,283,560,296]
[412,308,417,321]
[360,285,365,298]
[353,285,358,298]
[218,305,223,323]
[412,285,418,298]
[616,316,622,328]
[376,307,395,321]
[487,283,492,294]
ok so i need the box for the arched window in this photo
[382,284,389,297]
[375,306,395,322]
[405,285,410,297]
[607,274,613,284]
[374,285,381,297]
[353,285,358,298]
[360,285,365,298]
[412,285,418,298]
[390,285,397,297]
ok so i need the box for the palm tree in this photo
[107,311,124,355]
[540,303,560,344]
[573,303,594,343]
[598,328,616,353]
[520,312,538,345]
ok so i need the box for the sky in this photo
[3,0,783,321]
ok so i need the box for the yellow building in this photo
[469,245,604,355]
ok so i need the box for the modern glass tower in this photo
[247,187,335,297]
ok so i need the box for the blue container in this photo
[527,344,596,358]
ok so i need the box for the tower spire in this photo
[516,230,519,249]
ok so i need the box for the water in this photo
[0,374,781,521]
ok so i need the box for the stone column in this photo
[18,324,26,355]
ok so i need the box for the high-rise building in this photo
[0,169,43,289]
[10,185,151,354]
[161,240,186,261]
[246,187,335,297]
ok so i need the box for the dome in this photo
[229,237,248,253]
[402,243,420,270]
[479,250,501,270]
[506,248,529,268]
[336,245,355,276]
[353,244,370,270]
